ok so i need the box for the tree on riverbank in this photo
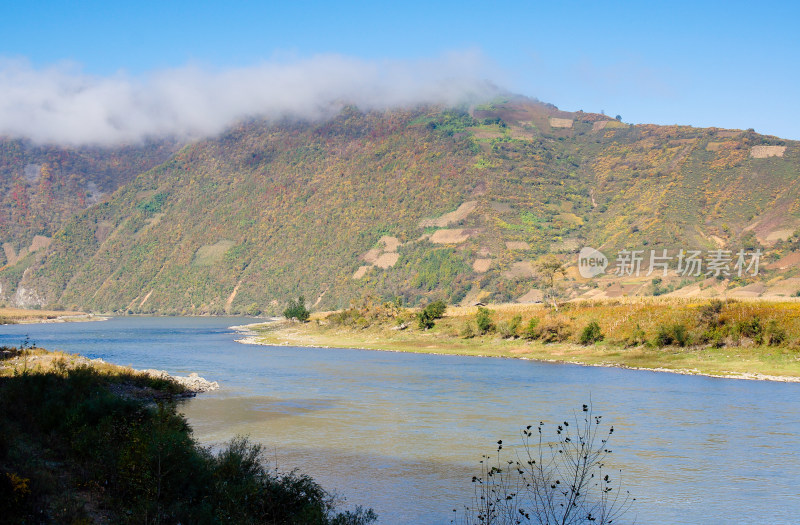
[284,296,310,322]
[417,300,447,329]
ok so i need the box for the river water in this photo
[2,316,799,524]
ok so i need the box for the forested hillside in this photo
[0,138,182,266]
[1,96,798,313]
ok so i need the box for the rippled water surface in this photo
[2,317,799,524]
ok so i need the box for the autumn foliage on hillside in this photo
[1,97,798,314]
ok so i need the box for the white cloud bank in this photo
[0,52,499,146]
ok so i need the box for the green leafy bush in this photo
[460,321,476,339]
[625,323,647,347]
[417,300,447,330]
[0,364,376,524]
[766,320,787,346]
[697,299,725,328]
[522,318,540,340]
[284,296,310,322]
[579,321,604,345]
[475,307,495,335]
[654,323,690,347]
[734,317,764,345]
[497,315,522,339]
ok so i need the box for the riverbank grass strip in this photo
[247,299,800,382]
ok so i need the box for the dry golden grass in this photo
[2,347,132,378]
[255,298,800,381]
[0,307,87,323]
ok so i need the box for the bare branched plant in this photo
[455,404,634,525]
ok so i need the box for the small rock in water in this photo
[141,369,219,393]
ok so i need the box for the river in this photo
[2,316,799,524]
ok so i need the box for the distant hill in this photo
[1,96,799,313]
[0,138,182,266]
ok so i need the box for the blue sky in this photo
[1,0,798,141]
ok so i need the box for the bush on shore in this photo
[0,358,375,524]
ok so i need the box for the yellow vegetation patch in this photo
[711,142,748,169]
[192,240,235,267]
[551,238,580,251]
[251,298,800,380]
[706,141,726,151]
[556,213,584,226]
[0,307,87,323]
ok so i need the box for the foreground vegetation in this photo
[254,298,800,380]
[0,346,375,524]
[457,404,633,525]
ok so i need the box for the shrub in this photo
[522,318,540,340]
[417,311,435,330]
[423,300,447,319]
[538,318,572,343]
[698,299,724,328]
[579,321,604,345]
[654,323,689,347]
[475,307,494,335]
[327,308,367,328]
[458,404,633,524]
[766,320,787,346]
[460,322,476,339]
[625,323,647,347]
[497,315,522,339]
[245,302,262,316]
[0,364,376,524]
[734,317,764,345]
[701,326,726,348]
[284,296,310,322]
[417,300,447,330]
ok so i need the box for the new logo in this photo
[578,247,608,278]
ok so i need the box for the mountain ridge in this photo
[1,96,798,313]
